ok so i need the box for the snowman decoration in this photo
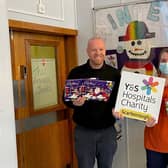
[119,20,157,75]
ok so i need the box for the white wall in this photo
[76,0,94,65]
[94,0,148,9]
[7,0,77,29]
[0,0,18,167]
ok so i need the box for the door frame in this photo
[9,19,78,168]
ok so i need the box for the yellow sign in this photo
[120,108,151,121]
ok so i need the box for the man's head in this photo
[87,37,106,69]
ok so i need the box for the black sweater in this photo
[64,60,121,129]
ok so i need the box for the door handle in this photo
[13,65,27,108]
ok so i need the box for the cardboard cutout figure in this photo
[119,20,157,75]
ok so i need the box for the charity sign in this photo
[114,71,165,123]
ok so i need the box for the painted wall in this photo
[76,0,94,65]
[94,0,148,8]
[7,0,77,29]
[0,0,18,167]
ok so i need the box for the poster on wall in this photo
[95,1,168,74]
[114,71,165,122]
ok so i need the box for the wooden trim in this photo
[9,19,78,36]
[64,36,78,76]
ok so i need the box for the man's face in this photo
[87,39,106,68]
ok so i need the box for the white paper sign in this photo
[115,71,165,123]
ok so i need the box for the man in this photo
[63,37,120,168]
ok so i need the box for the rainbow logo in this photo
[141,77,159,95]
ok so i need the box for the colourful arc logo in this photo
[141,77,159,95]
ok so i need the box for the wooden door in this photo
[9,20,78,168]
[11,31,67,118]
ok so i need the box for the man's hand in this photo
[112,108,124,119]
[72,96,86,106]
[145,117,156,127]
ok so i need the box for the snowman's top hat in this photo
[119,20,155,41]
